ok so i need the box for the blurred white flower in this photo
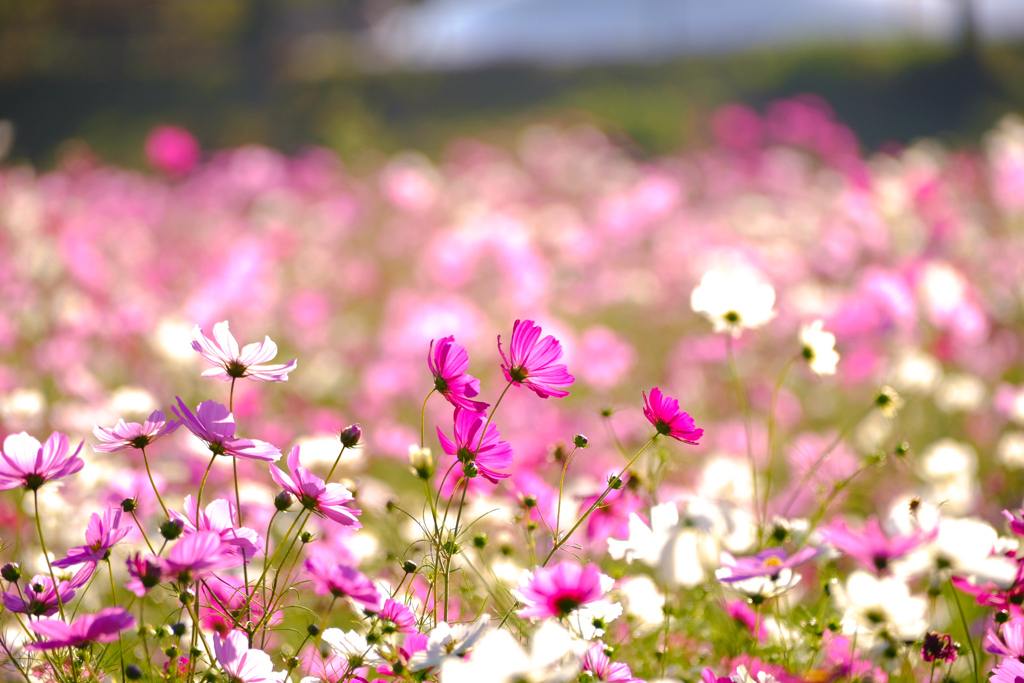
[567,600,622,640]
[731,665,778,683]
[833,571,928,641]
[934,373,985,413]
[411,617,491,671]
[997,431,1024,469]
[691,268,775,337]
[799,320,839,375]
[888,350,941,395]
[439,620,583,683]
[895,517,1017,588]
[617,576,666,626]
[919,439,976,481]
[320,629,383,667]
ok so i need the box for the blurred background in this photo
[1,0,1024,166]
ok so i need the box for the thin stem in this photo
[325,444,349,483]
[420,388,436,448]
[232,458,252,640]
[726,335,760,536]
[195,451,219,513]
[542,435,658,566]
[130,511,156,553]
[140,446,169,518]
[33,489,65,620]
[474,382,514,455]
[229,377,236,413]
[554,444,581,543]
[106,561,126,683]
[761,355,797,537]
[0,635,31,683]
[444,480,470,623]
[950,580,981,683]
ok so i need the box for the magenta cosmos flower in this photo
[304,557,382,611]
[93,410,180,452]
[818,517,935,574]
[192,321,296,382]
[214,630,281,683]
[170,495,263,559]
[642,388,703,444]
[437,408,513,483]
[429,335,488,412]
[498,319,574,399]
[27,607,135,651]
[989,656,1024,683]
[582,643,643,683]
[172,397,281,462]
[270,446,361,528]
[515,560,608,619]
[3,563,94,617]
[53,505,133,568]
[0,431,84,491]
[161,531,241,584]
[716,547,819,583]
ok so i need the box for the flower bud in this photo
[125,665,143,680]
[607,474,624,490]
[402,560,418,574]
[472,533,488,549]
[408,445,434,480]
[306,624,321,637]
[121,497,139,513]
[339,424,362,449]
[171,623,187,636]
[1,563,21,583]
[164,646,179,659]
[573,434,589,448]
[274,491,294,512]
[523,494,538,508]
[160,518,185,541]
[300,531,314,543]
[462,461,479,478]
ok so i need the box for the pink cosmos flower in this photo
[436,408,513,483]
[378,598,417,634]
[716,547,819,582]
[27,607,135,651]
[498,319,575,399]
[304,557,382,611]
[53,505,133,568]
[125,553,163,597]
[986,613,1024,658]
[192,321,297,383]
[582,643,643,683]
[93,410,180,452]
[270,446,361,528]
[0,431,85,491]
[161,531,241,584]
[818,517,935,574]
[582,488,643,544]
[214,629,282,683]
[428,335,489,412]
[642,388,703,444]
[171,495,263,559]
[199,577,278,637]
[515,560,608,619]
[989,655,1024,683]
[172,397,281,462]
[3,563,94,616]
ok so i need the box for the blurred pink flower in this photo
[642,388,703,444]
[270,445,361,528]
[498,319,574,399]
[436,408,513,484]
[27,607,135,651]
[304,557,382,611]
[428,335,488,412]
[161,531,241,583]
[172,397,281,462]
[192,321,296,383]
[582,642,643,683]
[0,431,85,491]
[145,125,200,176]
[125,553,163,597]
[53,505,133,568]
[93,410,180,452]
[213,630,280,683]
[171,495,263,559]
[818,517,935,574]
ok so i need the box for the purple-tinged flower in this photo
[161,531,241,584]
[989,655,1024,683]
[27,607,135,651]
[498,319,575,399]
[378,598,417,634]
[270,446,361,528]
[436,408,513,483]
[3,563,94,617]
[53,505,133,568]
[716,547,819,583]
[642,388,703,444]
[515,560,608,619]
[428,336,489,413]
[172,397,281,462]
[199,576,279,637]
[171,495,263,559]
[582,643,643,683]
[214,629,283,683]
[986,613,1024,658]
[819,517,935,574]
[125,553,163,597]
[304,557,382,611]
[93,410,180,452]
[921,632,959,663]
[192,321,296,383]
[0,432,84,491]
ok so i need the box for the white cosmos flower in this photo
[832,571,928,641]
[566,600,623,640]
[691,268,776,337]
[410,616,491,671]
[799,320,839,375]
[894,517,1017,588]
[731,665,778,683]
[439,620,583,683]
[320,629,383,667]
[617,576,666,626]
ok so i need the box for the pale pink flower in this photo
[53,505,133,568]
[0,431,84,491]
[214,629,284,683]
[171,495,263,559]
[27,607,135,651]
[161,531,241,584]
[93,410,180,452]
[172,397,281,462]
[192,321,296,383]
[270,446,361,528]
[498,319,574,399]
[304,557,382,612]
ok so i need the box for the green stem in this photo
[106,561,126,683]
[195,451,219,513]
[140,446,169,518]
[33,489,65,620]
[420,389,436,448]
[726,335,760,537]
[325,444,349,483]
[542,435,658,566]
[950,580,981,683]
[761,355,797,539]
[130,510,156,553]
[554,444,581,543]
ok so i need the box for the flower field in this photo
[3,95,1024,682]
